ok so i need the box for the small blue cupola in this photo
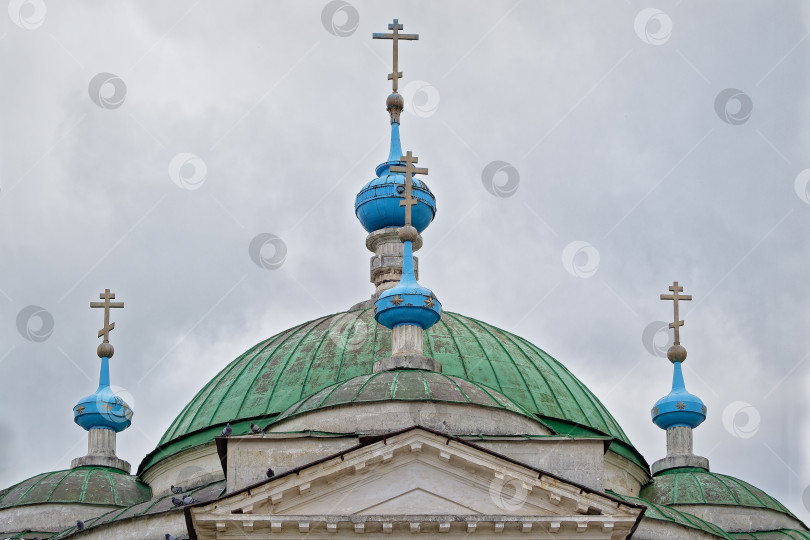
[354,96,437,234]
[73,289,133,433]
[651,282,706,430]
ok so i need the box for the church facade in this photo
[1,18,807,540]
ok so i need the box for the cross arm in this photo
[372,33,419,40]
[90,301,125,308]
[390,165,429,175]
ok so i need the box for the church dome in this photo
[275,370,538,423]
[139,307,643,474]
[355,170,436,233]
[0,467,151,510]
[640,468,800,522]
[608,490,735,539]
[74,386,133,433]
[354,121,437,234]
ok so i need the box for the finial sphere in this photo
[386,92,404,109]
[398,225,418,243]
[667,344,687,363]
[386,92,404,123]
[97,342,114,358]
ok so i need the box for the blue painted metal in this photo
[651,361,706,429]
[375,240,441,329]
[74,356,133,432]
[355,122,436,233]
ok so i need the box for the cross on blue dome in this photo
[354,111,437,233]
[374,152,441,331]
[360,19,442,334]
[355,19,436,234]
[651,282,706,430]
[73,289,133,433]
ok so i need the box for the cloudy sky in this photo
[2,0,810,523]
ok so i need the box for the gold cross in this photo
[390,151,428,227]
[372,19,418,93]
[660,281,692,345]
[90,289,124,343]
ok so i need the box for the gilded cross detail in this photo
[372,19,418,93]
[390,151,428,227]
[660,281,692,345]
[90,288,124,343]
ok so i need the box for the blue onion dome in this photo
[355,97,437,233]
[375,226,441,329]
[74,354,133,433]
[651,345,706,430]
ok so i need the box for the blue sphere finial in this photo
[73,355,133,433]
[375,227,441,330]
[355,110,437,234]
[651,347,706,430]
[76,289,133,432]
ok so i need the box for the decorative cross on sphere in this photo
[660,281,692,346]
[372,19,419,93]
[390,150,428,228]
[90,288,124,344]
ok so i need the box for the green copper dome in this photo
[140,307,643,473]
[608,490,734,539]
[276,370,539,422]
[640,468,799,521]
[0,467,151,509]
[732,531,810,539]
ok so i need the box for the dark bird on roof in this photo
[266,467,274,478]
[221,423,232,437]
[165,534,178,540]
[76,520,85,531]
[171,496,184,507]
[182,495,195,505]
[250,423,264,435]
[171,485,183,494]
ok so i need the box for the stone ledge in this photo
[71,454,131,473]
[651,454,709,476]
[372,355,442,373]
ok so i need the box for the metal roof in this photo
[140,308,640,473]
[608,489,735,539]
[276,369,541,422]
[50,480,225,538]
[732,530,810,539]
[0,467,150,510]
[641,468,800,522]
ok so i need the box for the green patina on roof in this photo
[276,369,541,422]
[0,467,151,510]
[732,530,810,539]
[51,480,226,538]
[140,308,642,473]
[1,532,55,539]
[641,468,800,522]
[608,490,734,539]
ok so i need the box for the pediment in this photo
[189,428,642,538]
[359,487,480,515]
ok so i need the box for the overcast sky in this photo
[2,0,810,523]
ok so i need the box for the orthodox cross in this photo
[390,151,428,227]
[660,281,691,345]
[372,19,418,93]
[90,288,124,343]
